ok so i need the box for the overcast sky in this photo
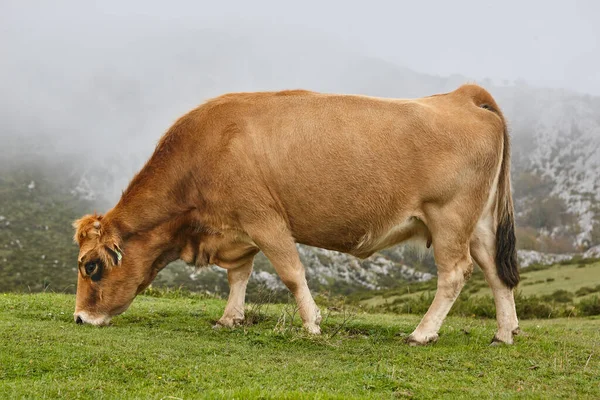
[2,0,598,95]
[1,0,598,204]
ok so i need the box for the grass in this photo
[1,293,599,399]
[515,262,600,298]
[357,259,600,309]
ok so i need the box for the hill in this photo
[0,158,432,295]
[0,158,92,292]
[1,293,599,399]
[2,155,599,296]
[2,24,599,251]
[352,258,600,319]
[2,26,600,293]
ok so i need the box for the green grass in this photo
[1,294,599,399]
[515,262,600,297]
[358,260,600,309]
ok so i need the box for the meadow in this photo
[352,258,600,320]
[1,291,599,399]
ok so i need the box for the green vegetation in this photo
[2,152,599,398]
[1,293,599,399]
[352,259,600,319]
[515,260,600,296]
[0,162,416,298]
[0,160,91,293]
[512,171,584,253]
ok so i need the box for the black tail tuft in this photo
[495,210,519,288]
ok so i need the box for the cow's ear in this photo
[72,214,103,244]
[105,244,124,267]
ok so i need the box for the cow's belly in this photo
[291,208,430,259]
[352,216,430,257]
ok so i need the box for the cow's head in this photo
[72,214,159,326]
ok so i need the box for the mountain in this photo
[0,162,432,295]
[1,26,599,294]
[0,158,91,292]
[496,86,600,248]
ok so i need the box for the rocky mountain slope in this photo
[496,86,600,248]
[2,26,599,294]
[0,158,434,294]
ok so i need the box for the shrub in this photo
[578,296,600,316]
[451,295,496,319]
[590,221,600,246]
[575,286,600,297]
[512,172,553,200]
[563,256,600,266]
[522,196,573,231]
[389,292,434,315]
[377,291,580,320]
[542,290,574,303]
[515,226,540,251]
[516,296,556,319]
[538,234,576,254]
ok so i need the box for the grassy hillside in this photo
[354,259,600,319]
[514,261,600,297]
[0,160,91,293]
[1,159,598,299]
[0,160,430,297]
[1,293,599,399]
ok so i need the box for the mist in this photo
[1,1,600,339]
[1,0,599,203]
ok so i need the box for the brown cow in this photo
[72,84,520,345]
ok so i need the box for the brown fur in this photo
[73,85,519,343]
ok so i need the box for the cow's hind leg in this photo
[246,218,321,334]
[408,215,474,345]
[471,221,519,344]
[215,258,254,328]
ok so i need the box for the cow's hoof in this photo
[490,334,513,346]
[304,323,321,335]
[490,326,522,345]
[213,317,244,330]
[490,337,512,346]
[406,333,439,346]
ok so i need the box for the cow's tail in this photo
[494,120,519,288]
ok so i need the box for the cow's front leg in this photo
[246,218,321,334]
[214,259,254,328]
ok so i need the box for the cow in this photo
[72,84,520,345]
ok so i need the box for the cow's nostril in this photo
[75,316,83,325]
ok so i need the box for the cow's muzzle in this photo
[73,312,111,326]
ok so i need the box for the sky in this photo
[0,0,598,206]
[2,0,598,95]
[1,0,598,188]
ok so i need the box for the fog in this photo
[1,0,598,200]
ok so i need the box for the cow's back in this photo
[189,86,504,254]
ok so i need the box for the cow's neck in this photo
[103,144,197,241]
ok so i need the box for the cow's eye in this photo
[84,261,98,276]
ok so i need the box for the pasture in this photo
[355,259,600,318]
[1,293,598,399]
